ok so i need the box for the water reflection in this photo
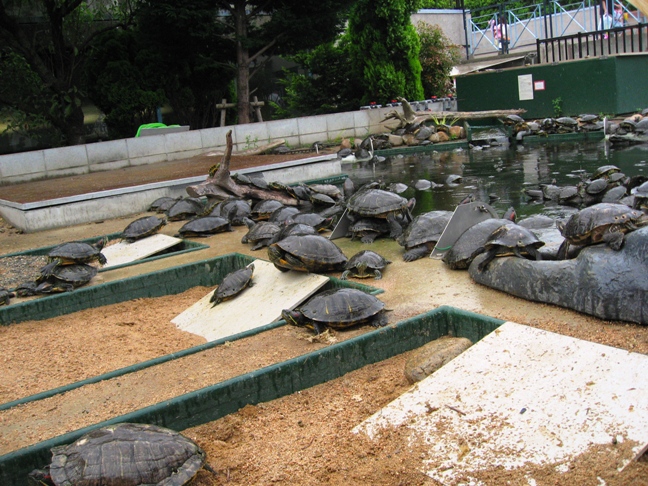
[341,141,648,220]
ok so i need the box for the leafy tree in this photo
[347,0,425,105]
[417,21,460,97]
[212,0,351,124]
[274,38,363,118]
[0,0,136,145]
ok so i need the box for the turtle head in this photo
[28,468,54,485]
[282,309,305,327]
[355,260,369,276]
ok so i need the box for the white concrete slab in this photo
[102,234,183,268]
[172,259,328,341]
[354,322,648,484]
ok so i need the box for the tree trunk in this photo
[63,103,87,146]
[234,1,250,124]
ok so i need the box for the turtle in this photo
[282,288,387,334]
[213,198,252,225]
[558,185,582,205]
[149,196,180,213]
[29,422,209,486]
[43,239,107,275]
[309,191,337,207]
[210,263,254,306]
[267,234,347,273]
[269,206,301,223]
[442,218,516,270]
[269,222,317,245]
[0,288,15,305]
[241,221,282,250]
[166,198,205,221]
[346,187,414,239]
[307,183,343,200]
[251,199,285,220]
[632,180,648,210]
[347,217,391,243]
[398,210,452,262]
[287,212,334,231]
[601,185,627,204]
[176,216,232,238]
[121,215,167,242]
[557,203,648,259]
[39,263,98,289]
[445,174,463,185]
[585,178,609,196]
[591,165,621,180]
[471,222,545,272]
[341,250,391,280]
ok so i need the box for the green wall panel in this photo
[456,54,648,119]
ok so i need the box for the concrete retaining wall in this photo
[0,108,400,186]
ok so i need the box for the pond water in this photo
[341,140,648,220]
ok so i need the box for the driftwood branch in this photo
[186,130,298,205]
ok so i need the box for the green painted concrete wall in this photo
[455,54,648,119]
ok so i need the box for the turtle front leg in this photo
[526,246,542,261]
[373,269,382,280]
[386,213,403,239]
[603,228,625,250]
[476,249,498,272]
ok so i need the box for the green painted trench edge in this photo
[0,275,381,412]
[0,232,209,273]
[0,305,503,486]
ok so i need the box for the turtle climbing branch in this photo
[186,130,298,205]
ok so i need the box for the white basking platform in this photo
[172,259,328,341]
[101,234,183,268]
[354,321,648,484]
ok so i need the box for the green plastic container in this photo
[0,305,503,486]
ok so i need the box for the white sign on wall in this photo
[518,74,534,101]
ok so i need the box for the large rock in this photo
[468,226,648,325]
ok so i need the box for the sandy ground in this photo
[1,153,647,485]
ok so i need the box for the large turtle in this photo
[251,199,284,220]
[166,198,204,221]
[282,288,387,334]
[39,263,98,290]
[471,222,544,272]
[347,217,391,243]
[210,263,254,306]
[347,186,414,238]
[29,422,210,486]
[269,222,317,245]
[341,250,391,280]
[43,239,107,274]
[557,202,648,259]
[398,210,452,262]
[267,234,347,273]
[149,196,180,213]
[121,215,167,242]
[176,216,232,238]
[442,218,515,270]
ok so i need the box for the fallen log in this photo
[186,130,299,206]
[201,138,286,157]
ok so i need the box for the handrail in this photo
[536,23,648,63]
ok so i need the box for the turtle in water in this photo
[121,215,167,242]
[346,185,414,239]
[398,210,452,262]
[267,234,347,273]
[241,221,282,250]
[556,202,648,259]
[471,222,544,272]
[29,422,210,486]
[176,216,232,238]
[42,239,107,275]
[341,250,391,280]
[210,263,254,306]
[282,288,387,334]
[0,288,15,305]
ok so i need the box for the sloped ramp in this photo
[355,322,648,484]
[102,234,183,268]
[172,259,328,341]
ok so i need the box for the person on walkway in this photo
[496,16,510,54]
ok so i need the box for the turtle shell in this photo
[585,178,608,195]
[348,218,391,243]
[0,288,15,305]
[47,241,107,266]
[270,222,317,244]
[442,219,512,270]
[555,116,578,126]
[347,189,409,218]
[241,221,281,250]
[592,165,620,180]
[166,198,204,221]
[251,200,284,220]
[210,263,254,306]
[601,185,627,204]
[560,203,646,245]
[177,216,232,237]
[286,288,385,332]
[267,234,347,272]
[218,199,252,225]
[269,206,300,223]
[482,223,544,253]
[399,210,452,250]
[149,196,179,213]
[47,263,97,287]
[341,250,391,279]
[288,213,333,231]
[34,423,206,486]
[122,216,167,241]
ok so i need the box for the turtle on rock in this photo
[471,222,545,272]
[29,422,212,486]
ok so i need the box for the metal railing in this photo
[467,0,647,57]
[536,22,648,62]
